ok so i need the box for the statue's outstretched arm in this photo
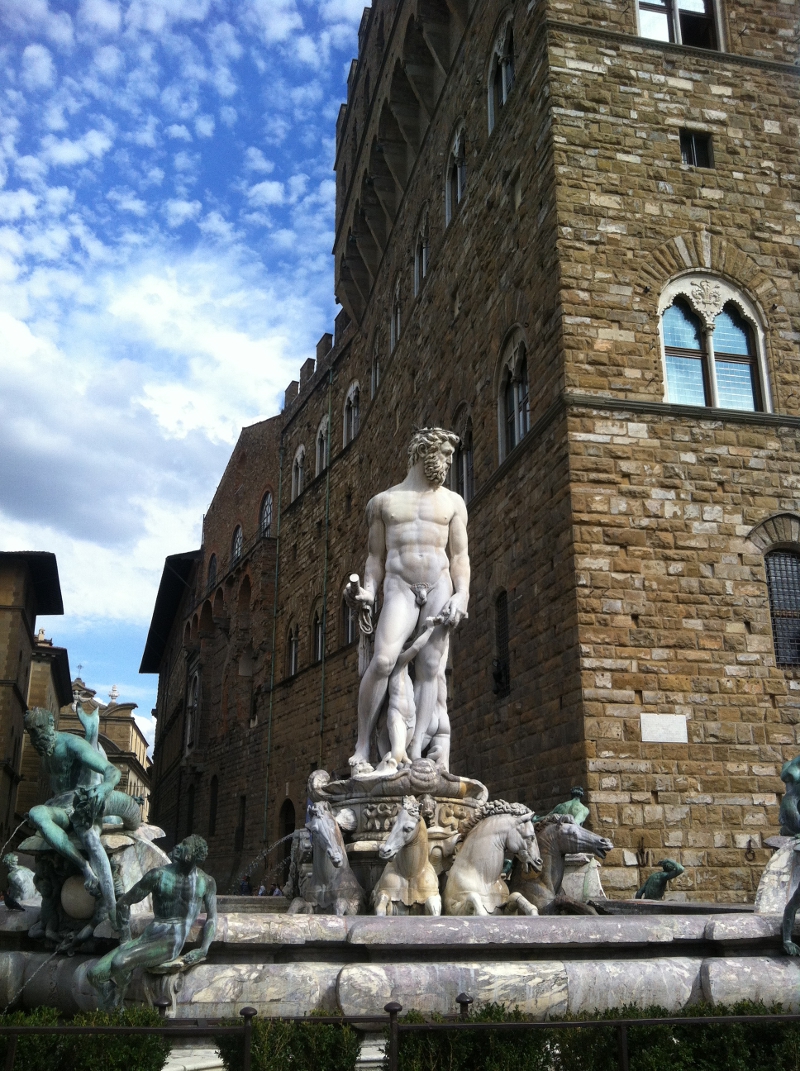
[68,736,121,798]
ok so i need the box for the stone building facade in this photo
[0,553,69,836]
[145,0,800,900]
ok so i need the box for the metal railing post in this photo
[3,1035,16,1071]
[617,1023,629,1071]
[456,993,474,1021]
[154,1000,170,1019]
[240,1007,257,1071]
[385,1001,402,1071]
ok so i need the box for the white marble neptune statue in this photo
[346,427,470,776]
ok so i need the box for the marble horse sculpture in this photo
[288,802,365,916]
[511,814,613,914]
[372,796,441,916]
[443,801,541,916]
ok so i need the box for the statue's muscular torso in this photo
[369,484,466,588]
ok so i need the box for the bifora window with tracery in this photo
[498,332,530,460]
[637,0,719,49]
[488,21,514,133]
[445,127,466,225]
[659,275,770,413]
[260,491,273,537]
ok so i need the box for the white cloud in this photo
[41,129,113,166]
[247,179,284,207]
[166,123,192,141]
[78,0,121,34]
[243,147,273,173]
[93,44,123,77]
[0,0,74,48]
[0,189,38,221]
[124,0,214,35]
[108,187,148,215]
[21,44,56,91]
[163,197,201,226]
[194,113,214,138]
[243,0,302,44]
[219,105,237,127]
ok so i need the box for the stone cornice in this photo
[469,391,800,512]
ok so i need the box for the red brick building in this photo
[145,0,800,899]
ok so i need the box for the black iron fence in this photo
[2,995,800,1071]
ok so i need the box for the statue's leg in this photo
[373,891,390,916]
[108,933,178,1004]
[783,883,800,954]
[424,894,441,916]
[350,581,419,769]
[29,806,93,878]
[79,828,118,929]
[409,628,450,763]
[506,893,538,917]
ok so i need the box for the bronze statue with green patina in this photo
[635,859,685,900]
[550,787,589,826]
[88,835,217,1009]
[24,707,130,930]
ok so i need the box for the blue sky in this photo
[0,0,364,746]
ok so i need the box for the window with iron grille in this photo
[493,590,510,697]
[260,492,273,537]
[765,551,800,667]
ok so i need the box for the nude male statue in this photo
[346,427,470,774]
[87,835,217,1009]
[24,707,125,930]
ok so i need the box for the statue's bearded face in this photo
[423,443,455,486]
[29,725,56,756]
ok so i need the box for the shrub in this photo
[0,1006,170,1071]
[215,1015,362,1071]
[398,1001,800,1071]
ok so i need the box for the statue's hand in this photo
[344,582,373,610]
[179,949,206,969]
[437,595,468,629]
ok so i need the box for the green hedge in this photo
[398,1002,800,1071]
[215,1016,361,1071]
[0,1007,170,1071]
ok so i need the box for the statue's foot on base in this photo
[83,870,100,897]
[348,757,374,776]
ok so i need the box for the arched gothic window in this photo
[231,525,243,563]
[488,21,514,133]
[453,418,474,503]
[316,417,329,477]
[313,610,324,663]
[344,382,360,446]
[371,337,381,397]
[446,126,466,225]
[343,597,358,645]
[208,774,218,836]
[186,672,199,751]
[659,276,769,412]
[493,591,510,697]
[499,333,530,460]
[260,491,273,537]
[291,446,305,501]
[765,550,800,667]
[287,624,299,677]
[207,553,217,591]
[414,213,429,296]
[390,282,401,352]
